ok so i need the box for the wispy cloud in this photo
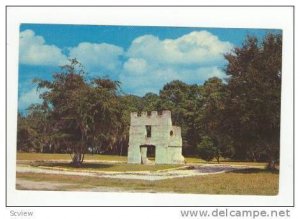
[18,87,46,112]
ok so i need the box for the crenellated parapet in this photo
[130,110,172,127]
[128,109,184,164]
[130,110,171,119]
[128,109,185,164]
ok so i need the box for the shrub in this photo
[197,136,218,162]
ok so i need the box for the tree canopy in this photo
[223,34,281,166]
[17,33,282,167]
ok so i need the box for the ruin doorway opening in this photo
[140,145,155,164]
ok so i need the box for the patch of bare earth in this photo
[16,163,247,181]
[16,179,77,191]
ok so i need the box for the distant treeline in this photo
[17,33,281,167]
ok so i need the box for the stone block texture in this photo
[128,110,185,164]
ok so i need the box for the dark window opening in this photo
[147,145,155,158]
[170,130,174,136]
[146,125,151,138]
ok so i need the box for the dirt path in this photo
[16,179,77,191]
[16,178,143,192]
[16,164,245,181]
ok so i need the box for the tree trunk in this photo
[71,151,84,167]
[266,145,277,170]
[71,129,86,166]
[71,142,85,167]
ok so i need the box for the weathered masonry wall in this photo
[127,110,185,164]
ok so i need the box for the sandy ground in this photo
[16,178,143,192]
[16,162,251,191]
[16,163,244,181]
[16,179,77,191]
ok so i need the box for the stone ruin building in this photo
[127,110,185,164]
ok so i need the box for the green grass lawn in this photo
[17,152,267,168]
[16,169,279,195]
[17,152,127,162]
[16,152,278,195]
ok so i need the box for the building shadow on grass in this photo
[31,161,115,169]
[228,168,279,174]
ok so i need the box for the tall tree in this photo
[224,33,282,167]
[199,77,234,162]
[34,59,122,165]
[159,80,200,153]
[17,113,39,152]
[142,92,161,112]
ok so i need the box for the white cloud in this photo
[120,66,227,96]
[19,29,231,98]
[126,31,233,66]
[120,31,232,95]
[68,42,124,72]
[18,88,45,112]
[123,58,148,75]
[19,29,67,66]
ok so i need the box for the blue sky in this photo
[18,24,281,113]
